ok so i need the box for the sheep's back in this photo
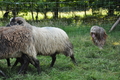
[32,27,71,55]
[0,26,33,59]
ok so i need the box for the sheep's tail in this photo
[70,54,77,65]
[64,41,77,65]
[64,41,73,56]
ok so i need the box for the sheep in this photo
[7,17,77,69]
[0,25,40,77]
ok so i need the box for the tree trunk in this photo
[30,3,34,21]
[109,17,120,32]
[108,9,114,16]
[54,0,59,19]
[31,10,34,21]
[36,11,38,22]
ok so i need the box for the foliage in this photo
[0,0,119,20]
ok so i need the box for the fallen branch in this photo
[109,17,120,32]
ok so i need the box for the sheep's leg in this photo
[22,55,41,74]
[50,53,57,67]
[0,70,8,78]
[18,54,29,74]
[31,58,41,74]
[6,58,11,67]
[18,62,29,74]
[12,56,41,74]
[35,60,41,74]
[12,58,24,69]
[20,57,41,74]
[12,58,20,68]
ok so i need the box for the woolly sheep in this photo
[7,17,77,68]
[0,25,40,77]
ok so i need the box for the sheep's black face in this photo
[11,18,23,25]
[16,20,23,25]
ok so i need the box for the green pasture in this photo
[0,10,120,80]
[0,20,120,80]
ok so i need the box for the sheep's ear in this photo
[17,20,23,25]
[11,17,16,22]
[10,17,16,25]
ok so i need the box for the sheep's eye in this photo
[17,20,23,24]
[10,21,17,25]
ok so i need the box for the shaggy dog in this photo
[90,26,107,49]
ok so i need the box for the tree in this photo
[0,0,119,21]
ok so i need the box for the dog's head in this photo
[6,17,25,27]
[90,26,100,38]
[90,26,107,41]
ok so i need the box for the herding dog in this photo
[90,26,107,49]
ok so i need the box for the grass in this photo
[0,9,120,79]
[0,20,120,80]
